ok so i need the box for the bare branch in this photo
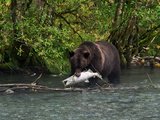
[42,0,83,40]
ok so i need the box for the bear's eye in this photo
[69,51,74,58]
[83,52,90,59]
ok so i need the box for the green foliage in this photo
[1,0,160,74]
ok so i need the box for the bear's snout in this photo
[74,69,81,77]
[74,72,81,77]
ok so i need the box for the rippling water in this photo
[0,68,160,120]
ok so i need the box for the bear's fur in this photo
[69,41,120,86]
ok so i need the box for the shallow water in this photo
[0,68,160,120]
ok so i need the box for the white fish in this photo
[62,69,102,87]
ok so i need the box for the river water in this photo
[0,68,160,120]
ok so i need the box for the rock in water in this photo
[5,89,14,94]
[62,69,102,87]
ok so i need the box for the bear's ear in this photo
[83,52,90,59]
[69,51,74,58]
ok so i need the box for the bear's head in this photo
[69,47,92,77]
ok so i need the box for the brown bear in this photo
[69,41,120,87]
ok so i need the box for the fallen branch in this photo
[1,73,159,94]
[32,73,43,84]
[0,83,144,94]
[0,83,85,93]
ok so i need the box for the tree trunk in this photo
[11,0,17,39]
[109,1,139,68]
[112,0,124,28]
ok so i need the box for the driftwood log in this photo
[0,83,144,94]
[0,83,85,94]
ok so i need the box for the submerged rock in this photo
[4,89,14,94]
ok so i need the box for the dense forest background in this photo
[0,0,160,74]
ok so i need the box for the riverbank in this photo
[0,56,160,75]
[0,64,50,75]
[131,56,160,68]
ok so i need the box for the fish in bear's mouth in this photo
[74,68,89,77]
[62,69,102,87]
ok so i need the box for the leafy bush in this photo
[0,0,160,74]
